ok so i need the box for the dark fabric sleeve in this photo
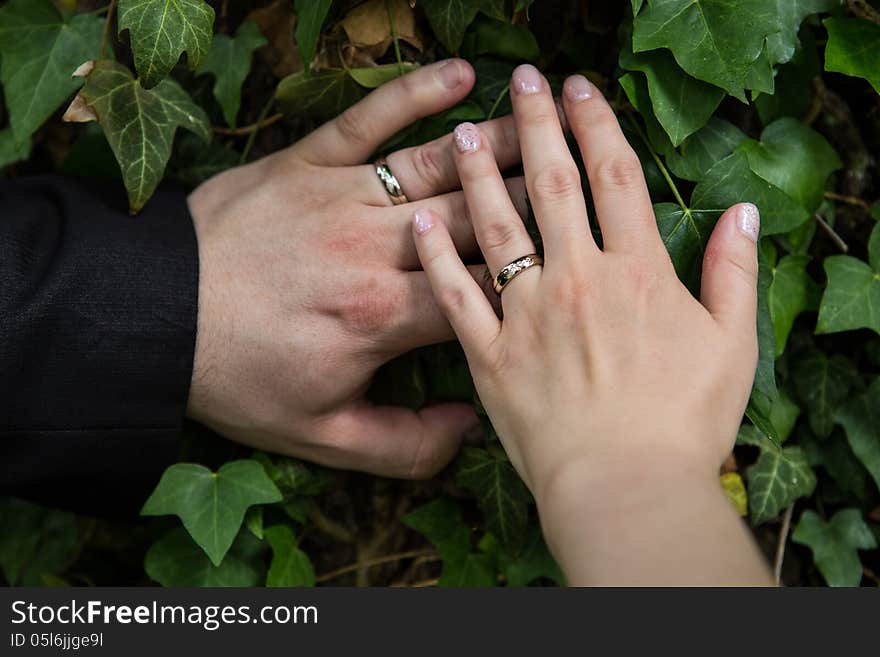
[0,176,199,515]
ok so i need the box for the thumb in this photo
[316,401,480,479]
[700,203,760,336]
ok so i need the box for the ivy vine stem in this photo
[99,0,118,60]
[773,504,794,585]
[386,0,405,77]
[239,95,276,164]
[214,113,283,136]
[624,112,689,215]
[487,86,510,121]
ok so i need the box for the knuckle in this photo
[333,276,400,335]
[549,274,588,312]
[411,144,448,190]
[706,244,758,288]
[335,107,373,147]
[481,218,520,251]
[531,165,581,200]
[437,285,467,316]
[592,154,643,189]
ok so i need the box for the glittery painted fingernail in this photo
[438,61,462,88]
[564,75,594,102]
[737,203,760,241]
[413,209,434,235]
[512,64,542,95]
[453,122,481,153]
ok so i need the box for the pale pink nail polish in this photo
[453,122,481,153]
[512,64,542,95]
[737,203,760,241]
[413,209,434,235]
[438,61,461,89]
[564,75,594,102]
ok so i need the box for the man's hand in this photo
[185,60,525,478]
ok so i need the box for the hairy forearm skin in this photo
[535,451,775,587]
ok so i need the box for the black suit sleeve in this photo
[0,176,199,515]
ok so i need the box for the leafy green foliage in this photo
[792,509,877,586]
[0,0,102,149]
[141,460,282,566]
[197,21,266,127]
[823,16,880,93]
[817,223,880,336]
[2,0,878,588]
[118,0,215,88]
[76,60,210,212]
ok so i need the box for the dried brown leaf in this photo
[341,0,422,61]
[246,0,303,79]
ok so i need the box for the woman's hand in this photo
[413,64,773,585]
[186,60,527,480]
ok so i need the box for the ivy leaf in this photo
[499,526,564,587]
[170,133,239,187]
[276,68,366,123]
[767,252,820,356]
[420,0,499,52]
[348,62,420,88]
[792,509,877,587]
[0,128,32,168]
[737,118,842,213]
[74,60,211,212]
[747,245,780,442]
[264,525,315,587]
[720,472,748,517]
[402,497,473,585]
[816,223,880,336]
[294,0,332,72]
[746,444,816,526]
[619,38,724,146]
[692,151,811,235]
[765,0,840,65]
[197,21,266,128]
[144,527,264,587]
[141,459,282,566]
[441,553,496,586]
[791,348,859,439]
[665,118,747,182]
[654,203,722,294]
[823,17,880,93]
[835,378,880,492]
[465,16,540,62]
[632,0,783,101]
[118,0,215,88]
[454,447,531,554]
[0,0,102,145]
[755,30,821,124]
[0,497,77,586]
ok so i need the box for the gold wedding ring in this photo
[374,157,408,205]
[493,254,543,294]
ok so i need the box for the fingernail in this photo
[564,75,594,102]
[453,122,481,153]
[737,203,760,241]
[512,64,543,95]
[463,423,485,444]
[438,61,462,88]
[413,209,434,235]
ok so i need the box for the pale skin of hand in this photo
[413,64,775,585]
[185,60,529,479]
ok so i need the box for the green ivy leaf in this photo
[348,62,420,88]
[464,16,540,62]
[141,459,282,566]
[118,0,215,88]
[737,118,842,213]
[835,378,880,492]
[0,0,102,145]
[747,244,781,442]
[816,223,880,336]
[420,0,503,52]
[619,38,724,146]
[171,133,238,187]
[653,203,722,294]
[665,118,746,182]
[0,497,77,586]
[276,68,366,123]
[144,527,264,587]
[767,251,820,356]
[755,30,821,124]
[691,151,811,235]
[769,390,801,443]
[454,447,531,554]
[197,21,266,128]
[791,348,859,439]
[264,525,316,587]
[765,0,840,65]
[792,509,877,587]
[823,17,880,93]
[746,444,816,526]
[402,497,474,585]
[0,128,32,168]
[76,60,211,212]
[500,526,564,587]
[294,0,332,72]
